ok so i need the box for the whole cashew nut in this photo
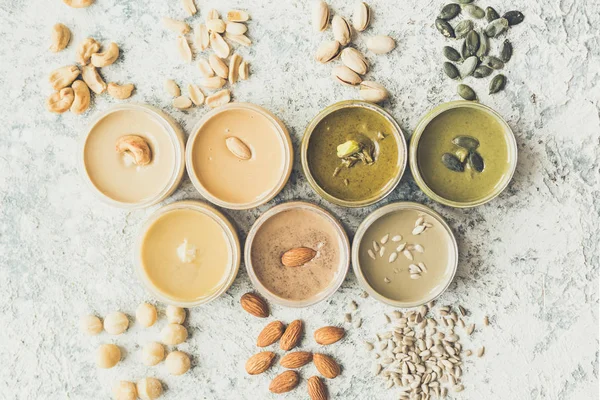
[63,0,94,8]
[50,23,71,53]
[76,38,100,65]
[46,87,74,114]
[70,80,91,115]
[48,65,80,90]
[115,135,152,166]
[107,82,135,100]
[81,64,107,94]
[91,42,119,68]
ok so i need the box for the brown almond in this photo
[269,370,299,394]
[280,320,303,351]
[308,376,328,400]
[281,247,316,267]
[240,292,269,318]
[313,353,340,379]
[314,326,345,345]
[280,351,313,369]
[257,321,285,347]
[245,351,275,375]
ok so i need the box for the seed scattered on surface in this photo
[460,56,479,78]
[489,74,507,94]
[464,30,480,58]
[396,243,406,252]
[454,384,465,392]
[345,313,352,323]
[458,305,468,316]
[457,84,477,101]
[373,241,380,252]
[438,3,461,20]
[379,246,385,257]
[455,20,474,39]
[403,250,413,260]
[486,6,500,22]
[343,178,349,186]
[350,300,358,310]
[410,273,421,280]
[485,55,505,70]
[466,324,475,335]
[360,291,369,298]
[418,262,428,272]
[463,4,485,19]
[503,10,525,26]
[435,18,455,38]
[353,318,363,328]
[485,17,509,37]
[443,46,461,62]
[484,316,490,326]
[381,234,389,244]
[368,249,376,260]
[443,62,459,80]
[473,65,493,78]
[477,30,489,58]
[384,314,391,323]
[412,225,426,235]
[500,39,513,63]
[391,235,402,242]
[477,346,485,357]
[388,252,398,263]
[364,341,374,351]
[413,244,424,253]
[465,349,473,356]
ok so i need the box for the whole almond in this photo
[257,321,285,347]
[280,319,303,351]
[240,292,268,317]
[313,353,340,379]
[281,247,317,267]
[280,351,313,369]
[245,351,275,375]
[314,326,345,345]
[269,370,299,394]
[308,376,328,400]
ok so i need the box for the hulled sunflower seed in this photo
[413,225,426,235]
[410,273,421,280]
[345,313,352,323]
[373,241,380,251]
[454,384,465,392]
[372,363,382,375]
[500,39,513,63]
[384,277,391,283]
[458,305,468,316]
[435,18,455,38]
[403,250,414,260]
[392,235,402,242]
[486,6,500,22]
[379,246,385,257]
[503,10,525,26]
[466,324,475,335]
[360,291,369,298]
[368,249,376,259]
[443,62,460,80]
[413,244,424,253]
[438,3,461,20]
[341,47,369,75]
[389,252,398,263]
[489,74,507,94]
[365,341,374,351]
[205,8,219,22]
[463,4,485,19]
[418,262,428,272]
[484,316,490,326]
[332,65,362,86]
[226,22,248,35]
[455,20,473,39]
[396,243,406,252]
[457,84,477,100]
[206,18,226,34]
[477,346,485,357]
[485,17,509,37]
[443,46,461,62]
[353,2,371,31]
[353,318,363,328]
[465,349,473,356]
[332,15,352,46]
[315,40,341,63]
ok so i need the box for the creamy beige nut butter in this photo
[81,104,185,208]
[186,103,293,209]
[136,201,240,306]
[245,202,350,307]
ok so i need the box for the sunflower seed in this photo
[354,318,363,328]
[466,324,475,335]
[205,8,219,22]
[381,234,389,244]
[206,18,226,33]
[443,46,461,62]
[418,262,428,272]
[457,84,477,100]
[441,153,464,172]
[435,18,455,38]
[361,291,369,298]
[500,39,513,63]
[365,341,374,351]
[503,10,525,26]
[485,17,509,37]
[368,249,376,259]
[463,4,485,19]
[412,225,426,235]
[389,252,398,263]
[396,243,406,252]
[373,241,380,252]
[438,3,461,20]
[392,235,402,242]
[227,10,250,22]
[350,300,358,310]
[477,346,485,357]
[403,250,414,260]
[226,22,247,35]
[486,6,500,22]
[455,20,473,38]
[384,314,391,323]
[465,349,473,356]
[443,62,460,80]
[473,65,493,78]
[384,277,391,283]
[459,55,478,78]
[372,363,383,375]
[413,244,424,253]
[454,384,465,392]
[410,273,421,280]
[345,313,352,323]
[458,305,468,316]
[379,246,385,257]
[484,316,490,326]
[225,33,252,46]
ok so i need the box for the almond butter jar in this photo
[79,104,186,209]
[245,201,350,308]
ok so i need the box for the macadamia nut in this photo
[161,323,188,345]
[142,342,165,366]
[112,381,137,400]
[137,378,163,400]
[166,305,186,324]
[97,344,121,368]
[104,311,129,335]
[136,303,157,327]
[165,351,190,375]
[80,315,103,335]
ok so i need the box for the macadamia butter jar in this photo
[80,104,185,209]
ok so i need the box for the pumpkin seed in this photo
[503,10,525,26]
[457,83,477,100]
[485,55,505,69]
[435,18,455,38]
[476,30,489,58]
[500,39,513,62]
[442,153,464,172]
[463,30,479,58]
[457,0,473,3]
[443,46,461,62]
[473,65,492,78]
[455,20,473,39]
[463,4,485,19]
[443,62,460,80]
[452,135,479,150]
[438,3,461,20]
[485,18,509,37]
[485,6,500,22]
[468,151,484,172]
[489,73,506,94]
[459,55,478,78]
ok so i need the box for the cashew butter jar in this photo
[80,104,185,208]
[186,103,293,210]
[135,201,240,307]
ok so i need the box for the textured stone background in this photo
[0,0,598,399]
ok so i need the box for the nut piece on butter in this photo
[337,140,362,158]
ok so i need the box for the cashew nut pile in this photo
[80,303,192,398]
[46,30,135,114]
[161,5,252,110]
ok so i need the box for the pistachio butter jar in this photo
[410,101,517,208]
[302,101,407,208]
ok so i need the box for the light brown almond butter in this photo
[269,370,299,394]
[281,247,317,267]
[308,376,328,400]
[313,353,340,379]
[240,292,268,317]
[245,351,275,375]
[257,321,285,347]
[314,326,345,345]
[280,319,303,351]
[280,351,313,369]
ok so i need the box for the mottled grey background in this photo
[0,0,598,399]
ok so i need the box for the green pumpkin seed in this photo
[485,18,509,37]
[503,10,525,26]
[464,31,480,57]
[438,3,461,20]
[435,18,456,38]
[473,65,493,78]
[468,151,484,172]
[457,84,477,101]
[500,39,513,63]
[463,4,485,19]
[452,135,480,150]
[459,56,478,78]
[443,62,460,80]
[443,46,462,62]
[476,30,489,58]
[489,74,506,94]
[485,7,500,22]
[455,20,474,38]
[457,0,473,3]
[442,153,465,172]
[484,56,505,69]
